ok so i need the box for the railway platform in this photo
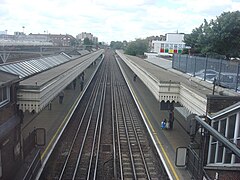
[14,60,100,180]
[118,56,192,180]
[15,52,192,179]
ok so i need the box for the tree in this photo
[83,37,93,51]
[70,38,79,46]
[83,37,93,45]
[212,11,240,59]
[110,41,124,49]
[125,39,148,56]
[184,25,203,54]
[184,11,240,59]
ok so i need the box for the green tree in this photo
[184,11,240,59]
[83,37,93,51]
[184,25,203,53]
[83,37,93,45]
[70,38,79,46]
[211,11,240,59]
[125,39,148,56]
[110,41,124,49]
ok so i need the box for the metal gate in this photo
[187,148,202,180]
[176,146,211,180]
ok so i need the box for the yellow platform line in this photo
[130,84,180,180]
[41,91,82,160]
[41,57,103,161]
[41,76,179,180]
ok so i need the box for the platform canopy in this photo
[0,52,71,79]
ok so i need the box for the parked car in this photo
[214,72,240,90]
[194,69,218,81]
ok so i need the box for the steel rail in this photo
[71,61,106,179]
[111,59,118,179]
[113,75,124,180]
[59,58,105,179]
[58,68,101,180]
[93,73,108,179]
[117,82,138,180]
[86,71,108,179]
[121,85,152,179]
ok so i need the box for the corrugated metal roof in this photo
[0,53,71,79]
[78,50,90,56]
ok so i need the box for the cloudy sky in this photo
[0,0,239,43]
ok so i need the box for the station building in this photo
[0,50,103,179]
[204,96,240,179]
[151,33,185,56]
[0,70,22,179]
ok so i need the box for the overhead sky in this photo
[1,0,240,43]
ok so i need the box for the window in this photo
[216,120,226,163]
[209,122,218,163]
[216,142,224,163]
[227,114,236,140]
[236,139,240,163]
[235,115,240,163]
[210,141,216,163]
[220,119,226,135]
[178,44,182,49]
[208,113,240,166]
[0,86,10,107]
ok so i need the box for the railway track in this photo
[41,49,168,179]
[112,54,159,180]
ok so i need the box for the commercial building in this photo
[29,33,75,46]
[76,32,98,44]
[151,33,185,56]
[76,32,93,41]
[92,36,98,44]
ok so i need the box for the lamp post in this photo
[22,26,25,35]
[212,78,216,95]
[44,30,48,41]
[5,30,7,40]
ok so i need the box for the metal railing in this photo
[187,147,202,179]
[173,54,240,92]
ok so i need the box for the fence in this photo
[173,54,240,92]
[187,147,202,179]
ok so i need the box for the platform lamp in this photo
[44,30,48,41]
[5,30,7,39]
[212,78,216,95]
[22,26,25,34]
